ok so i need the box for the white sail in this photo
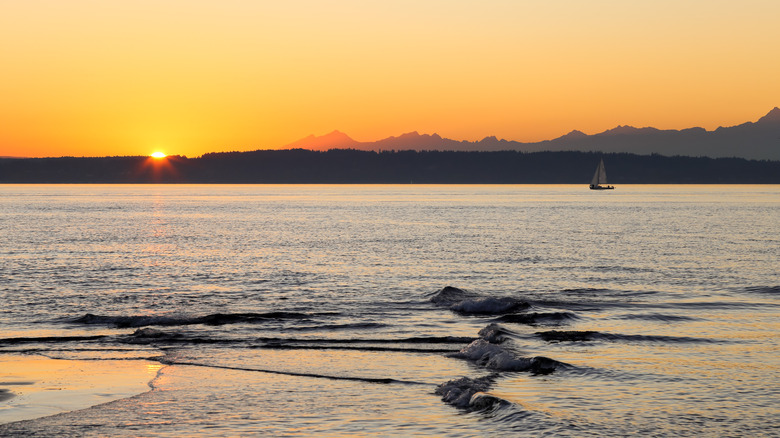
[598,159,607,184]
[590,162,600,186]
[591,159,608,185]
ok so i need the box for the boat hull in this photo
[589,185,614,190]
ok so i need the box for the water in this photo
[1,184,778,436]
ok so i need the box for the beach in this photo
[0,355,160,424]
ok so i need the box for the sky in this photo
[2,0,779,158]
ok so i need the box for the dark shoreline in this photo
[2,150,779,184]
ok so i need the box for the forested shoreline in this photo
[2,149,779,183]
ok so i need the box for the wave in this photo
[536,330,718,344]
[110,330,474,354]
[616,313,699,322]
[429,286,482,306]
[0,335,108,345]
[123,330,466,353]
[451,339,564,374]
[561,287,612,293]
[157,359,427,386]
[429,286,529,315]
[122,328,233,345]
[254,334,472,353]
[529,288,660,309]
[248,344,459,353]
[435,376,546,430]
[477,323,515,344]
[288,322,388,331]
[741,286,780,296]
[558,287,657,298]
[435,375,506,410]
[198,312,318,325]
[72,311,328,328]
[129,328,179,339]
[450,297,529,315]
[535,330,600,342]
[495,312,578,325]
[254,336,474,345]
[253,335,470,354]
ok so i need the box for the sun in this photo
[150,151,167,159]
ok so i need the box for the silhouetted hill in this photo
[757,107,780,124]
[285,130,360,150]
[2,151,778,184]
[287,108,780,160]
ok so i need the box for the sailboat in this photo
[589,158,614,190]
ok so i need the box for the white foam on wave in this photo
[429,286,481,306]
[430,286,529,315]
[478,323,513,343]
[454,339,504,360]
[435,376,495,408]
[452,339,561,373]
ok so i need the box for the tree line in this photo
[1,149,779,183]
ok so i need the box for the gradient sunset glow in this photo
[2,1,779,158]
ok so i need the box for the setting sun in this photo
[150,152,167,159]
[1,2,778,158]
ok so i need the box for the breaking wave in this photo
[477,323,515,344]
[451,339,564,374]
[435,375,507,410]
[429,286,482,306]
[430,286,529,315]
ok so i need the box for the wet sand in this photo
[0,355,162,424]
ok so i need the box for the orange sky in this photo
[2,1,779,158]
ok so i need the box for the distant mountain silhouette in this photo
[287,108,780,160]
[285,130,360,149]
[757,106,780,124]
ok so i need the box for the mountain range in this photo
[284,107,780,160]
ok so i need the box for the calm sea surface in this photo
[1,184,778,436]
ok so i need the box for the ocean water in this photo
[1,184,778,437]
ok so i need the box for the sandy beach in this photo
[0,355,162,424]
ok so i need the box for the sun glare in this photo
[151,151,167,158]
